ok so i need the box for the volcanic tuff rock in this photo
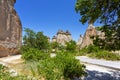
[0,0,22,57]
[52,30,72,45]
[77,35,83,46]
[80,23,97,48]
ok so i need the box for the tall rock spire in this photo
[0,0,22,57]
[80,21,97,48]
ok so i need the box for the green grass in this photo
[89,50,120,60]
[0,64,28,80]
[77,45,120,61]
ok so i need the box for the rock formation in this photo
[52,30,72,45]
[80,22,97,48]
[77,35,83,46]
[0,0,22,57]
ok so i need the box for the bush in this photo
[35,52,86,80]
[89,51,120,60]
[56,53,86,79]
[78,45,120,60]
[76,45,100,56]
[66,40,77,53]
[22,47,50,61]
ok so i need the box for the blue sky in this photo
[14,0,101,41]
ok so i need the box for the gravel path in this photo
[76,56,120,70]
[83,63,120,80]
[76,56,120,80]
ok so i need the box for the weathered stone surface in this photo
[80,23,97,48]
[52,30,72,45]
[0,0,22,57]
[77,35,83,46]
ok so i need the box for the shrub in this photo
[78,45,120,60]
[55,53,86,79]
[22,47,50,61]
[89,50,120,60]
[66,40,77,53]
[35,52,86,80]
[76,45,100,56]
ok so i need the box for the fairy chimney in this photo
[0,0,22,57]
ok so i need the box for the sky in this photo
[14,0,101,41]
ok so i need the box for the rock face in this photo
[0,0,22,57]
[77,35,83,46]
[52,30,72,45]
[80,23,97,48]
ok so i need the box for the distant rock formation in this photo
[0,0,22,57]
[77,35,83,46]
[52,30,72,45]
[80,22,97,48]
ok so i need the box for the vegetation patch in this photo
[0,64,28,80]
[30,52,86,80]
[77,45,120,61]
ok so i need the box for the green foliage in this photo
[51,42,59,49]
[50,42,59,52]
[89,51,120,61]
[23,28,36,48]
[22,47,50,61]
[75,0,120,27]
[31,52,86,80]
[55,53,86,79]
[78,45,120,60]
[66,40,77,53]
[0,64,27,80]
[36,32,50,50]
[23,28,50,51]
[93,26,120,51]
[75,0,120,51]
[78,45,99,54]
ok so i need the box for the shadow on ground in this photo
[83,70,120,80]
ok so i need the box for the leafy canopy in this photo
[75,0,120,27]
[75,0,120,50]
[23,28,50,50]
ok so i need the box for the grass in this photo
[89,50,120,60]
[76,45,120,61]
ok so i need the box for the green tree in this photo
[36,32,50,50]
[75,0,120,27]
[66,40,77,52]
[23,28,36,48]
[23,28,50,51]
[75,0,120,50]
[51,42,59,49]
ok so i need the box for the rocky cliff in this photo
[80,23,97,48]
[52,30,72,45]
[0,0,22,57]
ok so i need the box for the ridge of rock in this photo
[0,0,22,57]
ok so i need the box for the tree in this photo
[23,28,36,48]
[75,0,120,50]
[66,40,77,52]
[36,32,50,50]
[23,28,50,51]
[51,42,59,50]
[75,0,120,27]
